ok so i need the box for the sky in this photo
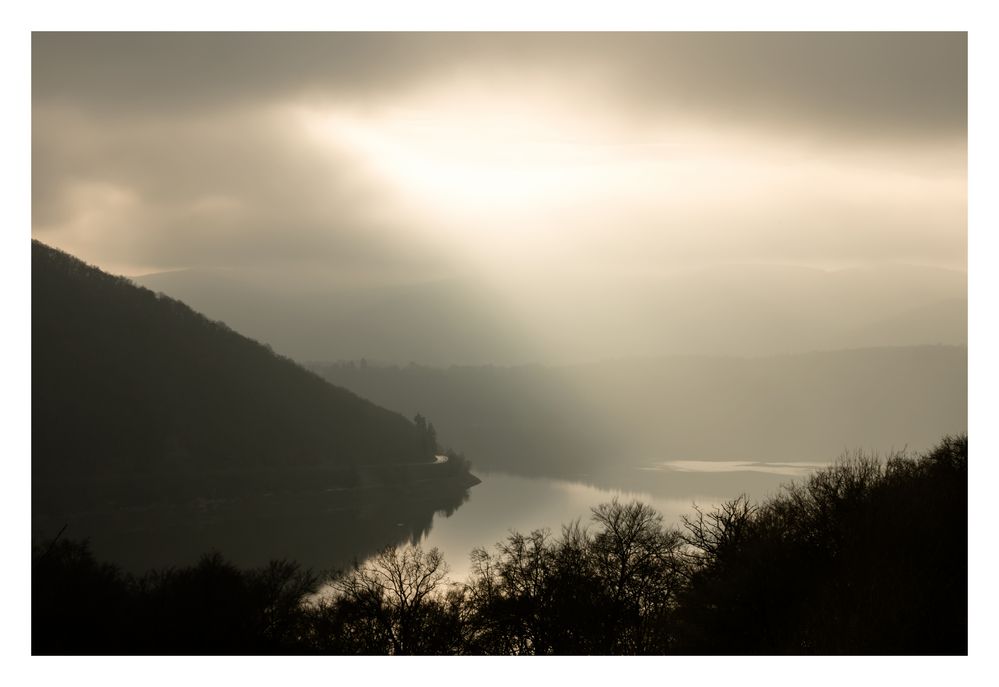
[32,32,967,283]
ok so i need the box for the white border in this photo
[5,2,993,686]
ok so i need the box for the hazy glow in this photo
[31,33,967,363]
[295,95,667,262]
[293,86,966,287]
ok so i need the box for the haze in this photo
[32,32,967,364]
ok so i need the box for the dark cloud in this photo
[31,102,444,274]
[31,32,966,276]
[33,32,966,140]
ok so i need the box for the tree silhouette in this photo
[32,542,321,655]
[589,499,685,652]
[463,500,685,654]
[674,437,968,654]
[33,435,967,655]
[322,544,461,654]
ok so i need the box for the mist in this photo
[33,32,966,366]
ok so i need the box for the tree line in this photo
[33,435,967,655]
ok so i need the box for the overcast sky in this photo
[32,32,966,280]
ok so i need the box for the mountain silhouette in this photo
[32,240,450,519]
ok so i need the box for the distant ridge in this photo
[312,345,967,478]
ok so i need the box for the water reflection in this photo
[418,462,826,582]
[645,460,829,476]
[40,460,827,581]
[37,480,472,575]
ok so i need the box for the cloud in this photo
[33,32,966,140]
[31,33,967,276]
[32,100,450,275]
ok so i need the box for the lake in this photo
[414,459,828,582]
[40,459,827,579]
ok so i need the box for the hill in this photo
[32,240,456,515]
[312,347,967,480]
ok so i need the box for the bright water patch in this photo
[644,460,829,476]
[417,470,724,582]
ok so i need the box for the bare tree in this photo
[680,494,757,568]
[465,503,686,654]
[329,544,457,654]
[465,529,556,654]
[589,499,685,652]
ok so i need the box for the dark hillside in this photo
[32,240,438,513]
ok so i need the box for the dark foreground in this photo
[33,435,967,655]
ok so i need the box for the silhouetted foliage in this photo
[32,540,320,654]
[32,538,134,654]
[33,435,967,654]
[413,413,439,456]
[461,500,686,654]
[313,545,464,654]
[674,436,968,654]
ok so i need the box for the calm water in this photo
[414,461,825,583]
[48,459,826,578]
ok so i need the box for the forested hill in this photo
[32,240,438,497]
[312,347,967,478]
